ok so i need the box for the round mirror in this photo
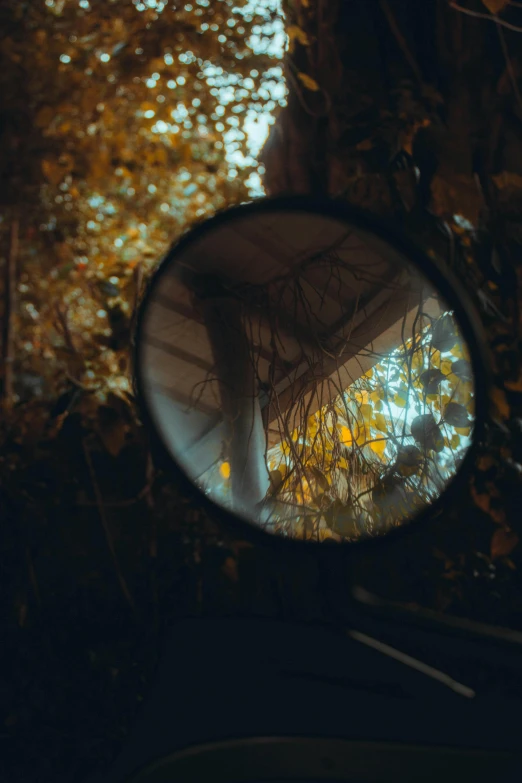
[135,198,485,543]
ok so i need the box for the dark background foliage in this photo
[2,1,522,781]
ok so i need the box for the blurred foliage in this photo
[263,311,475,540]
[209,308,476,541]
[0,0,284,400]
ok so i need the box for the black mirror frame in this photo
[133,195,492,552]
[126,736,519,783]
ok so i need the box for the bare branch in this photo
[449,1,522,33]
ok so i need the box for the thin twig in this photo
[82,438,135,612]
[55,304,78,355]
[348,629,476,698]
[380,0,424,84]
[74,482,153,508]
[496,20,522,115]
[449,1,522,32]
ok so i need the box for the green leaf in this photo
[431,315,457,353]
[394,393,407,407]
[451,359,473,383]
[444,402,471,427]
[325,499,359,538]
[395,445,423,477]
[374,412,388,433]
[411,413,443,452]
[420,368,445,394]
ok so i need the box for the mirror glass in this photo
[137,206,475,542]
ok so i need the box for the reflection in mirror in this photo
[138,208,475,542]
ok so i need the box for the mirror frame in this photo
[133,195,492,550]
[126,736,519,783]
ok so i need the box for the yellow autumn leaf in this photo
[297,72,320,91]
[374,412,388,433]
[340,425,353,445]
[361,403,373,422]
[287,25,309,48]
[394,394,407,408]
[481,0,510,15]
[492,170,522,191]
[455,426,471,436]
[220,461,231,479]
[412,352,424,370]
[356,424,368,446]
[370,438,386,457]
[504,372,522,392]
[354,389,369,403]
[490,387,510,420]
[319,527,335,542]
[441,359,453,375]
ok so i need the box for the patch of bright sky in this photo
[236,0,286,194]
[136,0,286,193]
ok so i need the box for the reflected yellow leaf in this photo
[340,425,353,445]
[220,461,231,479]
[356,424,368,446]
[374,412,387,433]
[370,439,386,457]
[430,350,441,367]
[412,352,424,370]
[455,426,471,436]
[361,403,372,422]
